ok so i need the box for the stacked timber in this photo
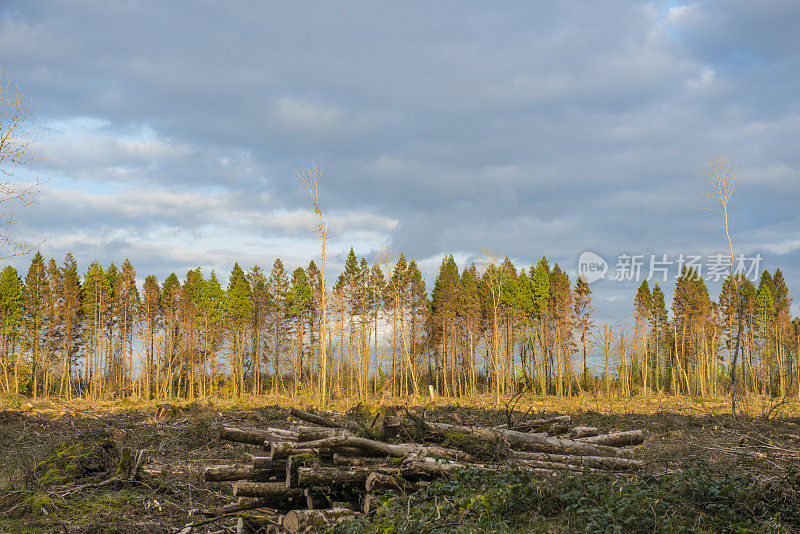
[208,408,645,533]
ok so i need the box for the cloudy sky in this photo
[1,1,798,320]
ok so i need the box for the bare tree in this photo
[297,162,328,405]
[698,154,741,415]
[479,247,504,405]
[0,74,39,259]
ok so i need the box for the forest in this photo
[1,247,797,404]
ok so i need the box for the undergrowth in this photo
[333,463,800,533]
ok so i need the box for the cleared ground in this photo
[1,394,799,533]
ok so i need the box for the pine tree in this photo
[306,261,322,390]
[82,262,111,398]
[201,270,226,396]
[161,273,181,398]
[367,262,386,394]
[248,266,270,395]
[227,263,253,397]
[116,259,139,394]
[141,275,161,399]
[23,252,46,397]
[287,267,311,394]
[529,257,551,394]
[430,255,459,395]
[458,263,481,395]
[651,284,668,392]
[549,263,573,395]
[634,281,652,392]
[267,259,290,393]
[179,268,204,398]
[573,276,593,391]
[42,258,62,397]
[0,266,23,394]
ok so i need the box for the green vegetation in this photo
[336,465,800,534]
[33,431,118,486]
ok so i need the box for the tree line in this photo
[0,249,797,401]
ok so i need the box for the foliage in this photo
[333,465,800,534]
[33,431,118,486]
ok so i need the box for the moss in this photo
[346,403,381,426]
[238,513,278,533]
[441,431,506,461]
[115,447,132,477]
[292,452,322,466]
[34,431,119,487]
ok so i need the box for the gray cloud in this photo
[0,0,799,318]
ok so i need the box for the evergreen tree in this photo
[42,258,62,396]
[23,252,46,397]
[247,266,270,394]
[59,254,82,398]
[0,266,23,394]
[227,263,253,397]
[160,272,181,397]
[267,259,290,392]
[573,276,593,391]
[115,259,139,392]
[650,283,668,392]
[459,263,481,394]
[287,266,311,392]
[141,274,161,399]
[82,261,111,397]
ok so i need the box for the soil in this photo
[1,394,798,533]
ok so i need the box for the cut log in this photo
[270,435,474,462]
[295,427,352,442]
[400,457,467,478]
[285,455,297,489]
[288,407,357,430]
[220,426,298,445]
[282,507,356,533]
[203,464,275,482]
[495,415,571,431]
[233,481,302,499]
[365,472,403,492]
[284,454,322,488]
[559,426,599,439]
[513,459,596,472]
[236,513,281,534]
[511,451,642,471]
[333,454,394,466]
[362,493,379,514]
[141,464,203,477]
[218,497,279,514]
[499,429,632,458]
[423,421,504,440]
[297,466,385,487]
[252,456,273,470]
[576,430,644,447]
[304,488,331,510]
[269,442,316,460]
[546,424,571,436]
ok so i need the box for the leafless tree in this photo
[479,247,504,405]
[0,74,40,258]
[297,162,329,405]
[698,154,741,415]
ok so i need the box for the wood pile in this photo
[207,408,645,533]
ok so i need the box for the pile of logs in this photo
[206,408,645,533]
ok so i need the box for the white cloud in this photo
[760,240,800,255]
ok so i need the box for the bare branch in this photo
[697,153,738,206]
[0,72,41,259]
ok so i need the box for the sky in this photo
[1,0,799,322]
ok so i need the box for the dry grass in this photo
[1,392,799,533]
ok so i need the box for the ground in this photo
[1,394,799,533]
